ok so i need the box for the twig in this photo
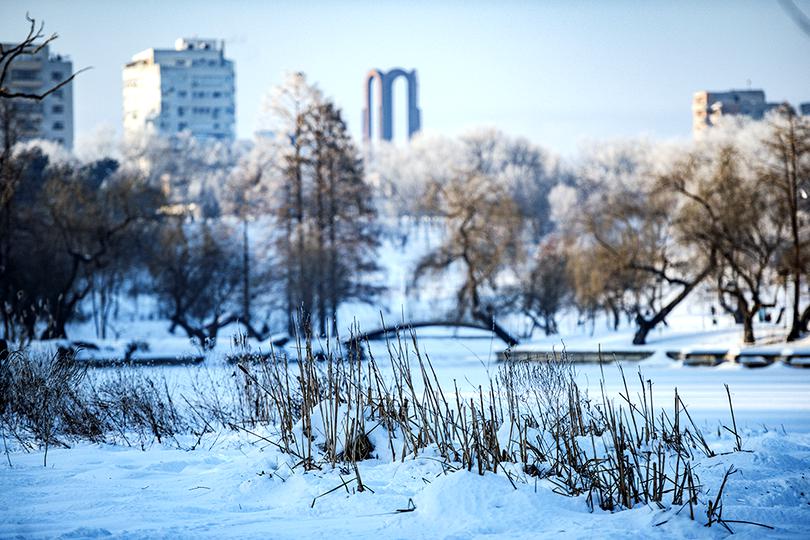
[722,519,774,530]
[311,476,356,508]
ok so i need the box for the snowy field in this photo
[3,334,810,539]
[3,429,808,539]
[4,221,810,539]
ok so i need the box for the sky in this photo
[1,0,809,155]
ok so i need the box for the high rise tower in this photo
[123,38,235,141]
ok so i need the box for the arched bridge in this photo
[344,320,519,348]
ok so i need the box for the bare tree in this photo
[0,15,88,158]
[1,147,163,340]
[760,108,810,340]
[521,236,572,336]
[664,145,784,344]
[414,168,523,345]
[147,220,242,347]
[559,142,713,344]
[257,73,381,337]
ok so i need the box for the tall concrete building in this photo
[123,38,235,141]
[692,89,782,138]
[0,43,74,149]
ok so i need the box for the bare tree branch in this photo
[0,15,89,101]
[779,0,810,37]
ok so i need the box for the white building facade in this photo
[0,43,74,149]
[123,38,235,141]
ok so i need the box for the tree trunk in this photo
[544,313,558,336]
[632,262,713,345]
[610,303,620,331]
[785,116,803,342]
[41,316,68,340]
[472,309,519,347]
[799,302,810,332]
[632,318,652,346]
[738,295,757,344]
[787,275,802,341]
[242,218,251,328]
[315,154,326,337]
[742,312,756,344]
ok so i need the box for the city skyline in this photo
[0,0,809,155]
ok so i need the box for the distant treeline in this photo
[1,73,808,346]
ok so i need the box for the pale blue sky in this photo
[1,0,809,154]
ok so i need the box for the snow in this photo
[5,220,810,538]
[4,335,810,538]
[2,421,809,538]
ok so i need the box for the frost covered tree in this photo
[461,128,567,236]
[413,167,522,345]
[520,236,572,335]
[123,132,239,217]
[759,108,810,340]
[371,129,565,232]
[368,133,463,216]
[557,141,714,344]
[220,153,274,338]
[664,143,784,344]
[257,73,380,336]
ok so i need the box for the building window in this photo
[11,69,38,81]
[53,121,64,130]
[51,71,63,81]
[178,90,187,98]
[52,89,64,98]
[178,122,187,131]
[212,91,221,98]
[177,107,185,117]
[52,104,64,114]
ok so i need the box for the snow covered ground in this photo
[5,219,810,538]
[3,428,809,539]
[3,334,810,539]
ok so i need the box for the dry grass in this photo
[0,333,748,528]
[227,332,748,527]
